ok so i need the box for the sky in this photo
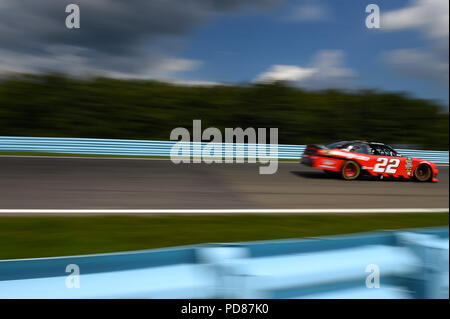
[0,0,448,107]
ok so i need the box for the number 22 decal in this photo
[373,158,400,173]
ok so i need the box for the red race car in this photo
[301,140,438,182]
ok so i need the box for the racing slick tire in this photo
[414,164,432,182]
[341,160,361,180]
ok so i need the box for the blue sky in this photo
[0,0,448,108]
[174,0,449,107]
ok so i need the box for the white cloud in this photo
[382,0,448,40]
[254,65,317,82]
[287,3,329,22]
[312,51,355,79]
[383,48,448,83]
[0,0,280,79]
[0,48,202,80]
[382,0,449,85]
[157,58,202,73]
[254,50,356,89]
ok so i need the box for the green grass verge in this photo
[0,213,447,260]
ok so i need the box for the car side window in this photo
[370,146,388,156]
[386,147,399,157]
[349,144,369,154]
[370,146,380,155]
[382,146,396,156]
[371,145,398,156]
[381,147,391,156]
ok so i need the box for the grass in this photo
[0,213,447,260]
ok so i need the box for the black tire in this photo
[341,160,361,180]
[414,164,432,182]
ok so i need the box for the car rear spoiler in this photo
[302,144,327,156]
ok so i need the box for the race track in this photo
[0,157,448,209]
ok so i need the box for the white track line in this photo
[0,208,448,214]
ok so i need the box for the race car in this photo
[301,140,438,182]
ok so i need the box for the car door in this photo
[371,146,403,177]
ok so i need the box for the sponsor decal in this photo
[319,159,337,169]
[405,157,413,176]
[320,165,336,169]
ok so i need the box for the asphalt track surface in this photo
[0,157,448,209]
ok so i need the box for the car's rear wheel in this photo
[414,164,432,182]
[341,160,361,180]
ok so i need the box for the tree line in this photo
[0,74,447,150]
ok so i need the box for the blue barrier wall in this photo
[0,227,448,299]
[0,136,448,163]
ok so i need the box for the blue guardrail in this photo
[0,227,448,299]
[0,136,448,163]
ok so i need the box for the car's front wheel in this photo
[341,160,361,180]
[414,164,432,182]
